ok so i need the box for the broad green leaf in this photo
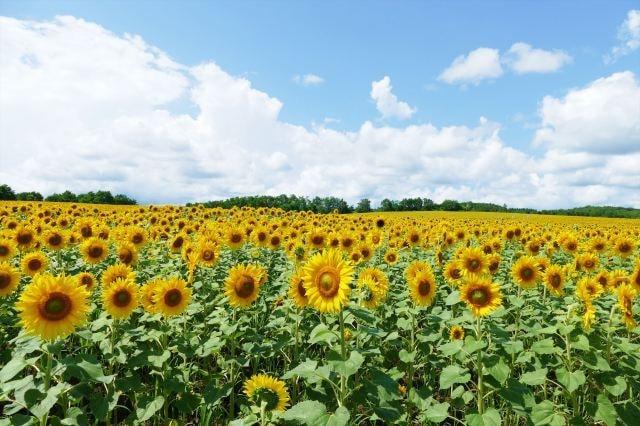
[520,368,547,386]
[531,338,559,355]
[282,400,328,424]
[594,394,616,426]
[530,400,564,426]
[328,351,364,378]
[398,349,415,363]
[556,368,585,393]
[325,406,350,426]
[487,358,510,384]
[282,360,318,379]
[439,365,470,389]
[465,408,501,426]
[424,401,450,423]
[439,341,463,356]
[136,396,165,422]
[309,324,337,345]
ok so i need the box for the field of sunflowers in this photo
[1,202,639,425]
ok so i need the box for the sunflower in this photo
[614,238,635,257]
[127,226,148,248]
[384,249,399,265]
[576,253,599,273]
[582,302,596,330]
[16,274,90,340]
[252,227,269,247]
[458,247,489,277]
[308,228,327,250]
[43,229,66,251]
[590,237,607,253]
[117,242,138,266]
[444,260,463,285]
[594,270,610,291]
[153,277,192,317]
[356,242,374,262]
[197,240,219,267]
[169,233,187,253]
[618,284,637,329]
[243,374,290,412]
[102,278,139,319]
[449,325,465,341]
[288,271,308,308]
[302,249,353,313]
[0,238,17,261]
[21,251,49,277]
[631,262,640,292]
[76,272,96,291]
[102,263,136,289]
[0,262,21,297]
[511,256,540,289]
[459,278,502,317]
[576,277,604,302]
[406,228,421,247]
[139,278,162,313]
[405,260,431,282]
[609,270,629,292]
[409,269,437,307]
[543,265,566,296]
[14,225,37,249]
[487,254,501,275]
[81,238,109,264]
[225,264,266,308]
[268,233,282,250]
[358,276,385,309]
[225,226,245,250]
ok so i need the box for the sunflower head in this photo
[576,277,604,302]
[76,272,96,291]
[543,265,566,296]
[43,230,67,251]
[384,249,399,265]
[139,278,163,314]
[0,238,17,261]
[81,238,109,264]
[225,264,265,308]
[458,247,489,277]
[117,242,139,266]
[102,278,139,319]
[288,271,308,308]
[459,278,502,317]
[405,260,431,282]
[16,273,90,341]
[511,256,540,289]
[409,269,437,307]
[14,225,37,249]
[21,251,49,277]
[357,275,385,309]
[244,374,290,412]
[197,240,219,267]
[444,260,463,285]
[617,283,638,330]
[102,263,136,289]
[0,262,21,297]
[449,325,465,341]
[302,248,353,313]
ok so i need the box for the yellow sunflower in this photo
[576,253,599,273]
[614,238,634,257]
[243,374,290,412]
[139,278,162,313]
[102,263,136,289]
[358,275,385,309]
[444,260,463,285]
[0,262,21,297]
[449,325,465,341]
[631,262,640,292]
[16,274,90,340]
[618,284,637,330]
[409,269,437,307]
[458,247,489,277]
[225,264,266,308]
[576,277,604,302]
[405,260,431,282]
[543,265,566,296]
[0,238,17,261]
[153,277,192,317]
[43,229,66,251]
[81,238,109,264]
[102,278,139,319]
[225,226,245,250]
[14,225,37,249]
[117,242,139,266]
[302,249,353,313]
[76,272,96,291]
[288,271,308,308]
[384,249,399,265]
[356,242,374,262]
[511,256,540,289]
[197,240,219,267]
[459,278,502,317]
[308,228,327,250]
[21,251,49,277]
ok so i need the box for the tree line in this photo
[190,194,640,219]
[0,184,137,205]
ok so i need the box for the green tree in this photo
[0,184,16,200]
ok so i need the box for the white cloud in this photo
[505,42,572,73]
[1,15,639,208]
[605,9,640,63]
[370,76,416,120]
[292,73,324,86]
[438,47,503,85]
[534,71,640,154]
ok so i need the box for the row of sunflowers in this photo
[1,201,639,425]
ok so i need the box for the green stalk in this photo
[229,309,237,420]
[40,349,53,426]
[338,309,347,407]
[476,317,485,415]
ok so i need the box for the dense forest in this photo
[2,184,639,218]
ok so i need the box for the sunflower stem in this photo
[338,308,347,407]
[229,309,237,420]
[40,348,53,426]
[475,317,485,415]
[406,308,416,419]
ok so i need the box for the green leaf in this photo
[464,336,487,354]
[570,334,590,351]
[282,400,328,424]
[594,394,616,426]
[465,408,501,426]
[531,338,559,355]
[0,357,28,383]
[602,375,626,397]
[424,401,450,423]
[520,368,547,386]
[282,360,318,380]
[136,396,165,422]
[530,400,564,426]
[398,349,415,363]
[487,358,510,384]
[445,290,460,305]
[309,324,337,345]
[556,368,585,393]
[325,406,350,426]
[439,365,470,389]
[147,350,170,368]
[328,351,364,378]
[29,382,70,418]
[439,340,463,356]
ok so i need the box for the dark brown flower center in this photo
[317,268,339,297]
[235,276,255,298]
[40,292,72,321]
[467,258,480,272]
[549,274,562,288]
[88,245,103,258]
[387,253,396,262]
[172,236,184,249]
[164,289,182,307]
[81,226,92,238]
[81,275,93,288]
[418,279,431,296]
[202,249,214,261]
[0,245,8,256]
[17,232,33,245]
[0,272,11,289]
[27,258,42,271]
[297,280,307,298]
[48,234,62,246]
[312,235,324,245]
[113,289,132,307]
[520,267,534,280]
[119,249,133,264]
[132,234,143,244]
[470,288,489,306]
[230,233,242,244]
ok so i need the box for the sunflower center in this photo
[451,268,461,280]
[489,261,499,273]
[88,245,103,258]
[452,329,463,339]
[342,238,353,248]
[80,226,92,238]
[81,275,93,288]
[271,236,280,246]
[567,243,577,251]
[520,267,533,280]
[0,245,8,255]
[467,259,480,272]
[469,288,489,306]
[230,233,242,244]
[387,253,396,262]
[0,272,11,289]
[253,387,280,411]
[619,243,631,253]
[361,248,371,258]
[132,234,143,244]
[598,276,608,287]
[202,250,214,261]
[550,274,562,288]
[17,232,33,245]
[40,292,72,321]
[312,236,323,245]
[119,249,133,264]
[410,234,419,243]
[164,289,183,307]
[317,267,340,297]
[235,276,255,298]
[257,232,266,242]
[27,258,43,271]
[376,219,385,228]
[48,234,62,246]
[595,243,604,251]
[296,280,307,298]
[172,237,184,249]
[113,290,132,307]
[417,279,431,296]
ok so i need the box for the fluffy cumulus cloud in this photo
[605,9,640,63]
[1,15,639,208]
[438,47,503,85]
[370,76,416,120]
[505,42,572,74]
[534,71,640,154]
[292,73,324,86]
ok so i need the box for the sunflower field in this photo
[1,202,639,425]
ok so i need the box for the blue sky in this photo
[0,1,639,207]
